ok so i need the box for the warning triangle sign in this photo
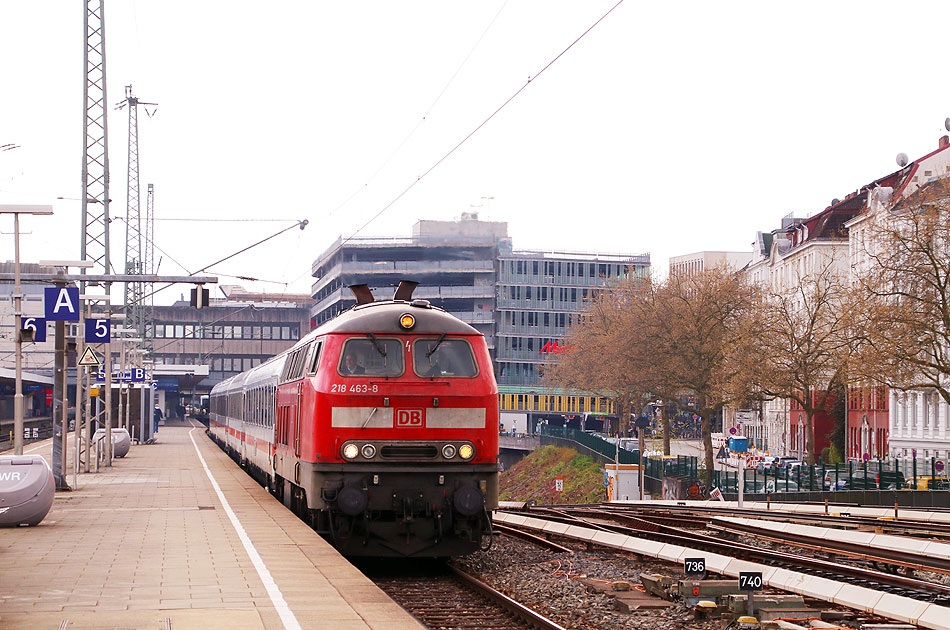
[78,347,101,367]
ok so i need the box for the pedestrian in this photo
[153,405,164,427]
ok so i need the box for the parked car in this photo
[876,470,906,490]
[766,479,800,493]
[741,480,767,493]
[836,471,878,490]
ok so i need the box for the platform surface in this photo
[0,422,423,630]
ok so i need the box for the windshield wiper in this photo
[366,333,387,357]
[426,333,447,359]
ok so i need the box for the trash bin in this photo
[93,427,132,458]
[0,455,55,527]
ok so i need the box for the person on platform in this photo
[341,352,365,375]
[153,405,164,426]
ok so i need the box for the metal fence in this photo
[539,426,639,464]
[713,458,950,494]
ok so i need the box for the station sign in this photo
[84,318,111,343]
[94,367,147,383]
[44,287,80,321]
[21,317,46,343]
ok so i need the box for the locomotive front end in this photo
[303,300,499,557]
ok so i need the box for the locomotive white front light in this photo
[441,444,457,459]
[342,443,359,460]
[458,443,475,460]
[361,444,377,459]
[399,313,415,329]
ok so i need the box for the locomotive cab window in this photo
[338,337,403,377]
[412,337,478,378]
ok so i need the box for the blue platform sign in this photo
[22,317,46,343]
[44,287,80,321]
[128,368,146,382]
[84,318,111,343]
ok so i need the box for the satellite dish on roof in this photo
[896,152,909,167]
[945,117,950,132]
[831,198,840,206]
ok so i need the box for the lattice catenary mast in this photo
[116,85,157,342]
[80,0,111,281]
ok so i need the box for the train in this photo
[208,282,499,557]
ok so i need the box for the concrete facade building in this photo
[669,251,751,277]
[149,286,312,405]
[495,248,650,387]
[309,215,650,427]
[310,214,501,345]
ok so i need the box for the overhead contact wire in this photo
[343,0,625,245]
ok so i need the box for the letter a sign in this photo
[44,287,80,321]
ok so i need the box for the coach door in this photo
[294,382,302,458]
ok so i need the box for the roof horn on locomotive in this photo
[347,280,419,305]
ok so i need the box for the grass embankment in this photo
[499,445,606,505]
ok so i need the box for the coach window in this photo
[412,338,478,378]
[338,337,403,377]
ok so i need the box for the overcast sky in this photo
[4,1,950,305]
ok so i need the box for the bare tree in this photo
[853,180,950,405]
[546,279,653,440]
[549,266,756,488]
[642,266,758,485]
[738,257,854,464]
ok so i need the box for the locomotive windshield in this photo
[338,337,404,377]
[412,338,478,378]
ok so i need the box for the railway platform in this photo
[0,422,423,630]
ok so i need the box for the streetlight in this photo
[1,205,53,455]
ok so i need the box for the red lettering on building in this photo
[539,341,571,354]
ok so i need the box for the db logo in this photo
[395,409,424,427]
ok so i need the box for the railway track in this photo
[367,560,567,630]
[603,502,950,539]
[502,506,950,605]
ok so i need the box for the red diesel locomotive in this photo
[209,283,499,557]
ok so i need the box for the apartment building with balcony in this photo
[495,249,650,388]
[310,213,503,347]
[310,214,651,429]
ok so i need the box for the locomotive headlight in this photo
[441,444,457,459]
[399,313,415,329]
[342,443,359,460]
[458,443,475,460]
[361,443,377,459]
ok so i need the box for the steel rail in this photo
[493,522,575,554]
[449,565,569,630]
[523,507,950,603]
[708,519,950,576]
[605,503,950,539]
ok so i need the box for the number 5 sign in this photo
[85,319,111,343]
